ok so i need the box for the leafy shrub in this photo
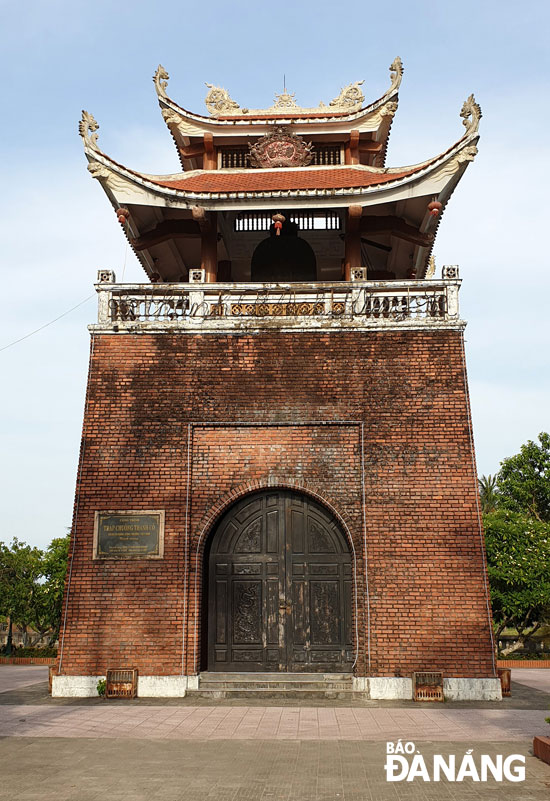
[9,646,58,658]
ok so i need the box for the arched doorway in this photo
[206,489,353,672]
[250,224,317,282]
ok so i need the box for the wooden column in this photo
[192,207,218,282]
[344,130,360,165]
[202,133,216,170]
[344,205,362,281]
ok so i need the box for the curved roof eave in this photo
[82,127,479,210]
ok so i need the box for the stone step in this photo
[199,672,353,683]
[188,688,365,701]
[198,681,352,691]
[194,672,357,700]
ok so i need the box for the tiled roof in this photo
[153,167,414,194]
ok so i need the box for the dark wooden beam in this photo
[179,133,217,169]
[203,132,216,170]
[192,207,218,281]
[345,130,360,165]
[191,206,211,232]
[344,205,363,280]
[358,140,383,153]
[179,142,206,159]
[131,219,201,251]
[360,215,434,247]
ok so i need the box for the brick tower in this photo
[53,60,500,700]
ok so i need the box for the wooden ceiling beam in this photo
[357,140,383,153]
[360,215,434,247]
[130,219,200,251]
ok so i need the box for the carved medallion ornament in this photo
[249,127,314,169]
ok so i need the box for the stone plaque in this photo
[93,511,165,559]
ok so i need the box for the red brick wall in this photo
[58,330,495,678]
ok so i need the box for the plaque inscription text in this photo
[93,511,165,559]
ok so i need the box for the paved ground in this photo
[0,664,50,694]
[512,669,550,694]
[0,666,549,800]
[1,701,549,741]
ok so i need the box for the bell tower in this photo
[53,61,500,700]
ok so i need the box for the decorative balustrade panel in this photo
[95,281,461,331]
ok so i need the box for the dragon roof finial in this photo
[154,65,170,99]
[79,110,100,151]
[460,94,482,135]
[389,57,404,93]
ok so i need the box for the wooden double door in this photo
[207,490,353,672]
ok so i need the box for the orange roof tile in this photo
[154,167,413,194]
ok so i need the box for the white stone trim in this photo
[352,676,413,699]
[52,675,103,698]
[52,674,501,700]
[138,676,193,697]
[51,674,199,698]
[443,678,502,701]
[352,676,502,701]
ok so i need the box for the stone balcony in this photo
[91,266,463,334]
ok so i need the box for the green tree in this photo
[0,534,70,653]
[496,432,550,522]
[479,474,499,514]
[33,535,70,646]
[0,539,43,654]
[484,509,550,655]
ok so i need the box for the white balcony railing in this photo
[92,268,462,333]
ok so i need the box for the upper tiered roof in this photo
[80,61,481,283]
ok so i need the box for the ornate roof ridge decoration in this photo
[154,64,170,99]
[460,94,482,135]
[205,83,241,115]
[328,81,365,110]
[79,110,100,152]
[248,127,314,169]
[203,80,369,118]
[388,57,404,94]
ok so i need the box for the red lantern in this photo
[116,207,130,224]
[272,212,285,236]
[427,200,443,218]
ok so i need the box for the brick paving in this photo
[1,702,549,742]
[0,737,549,801]
[0,667,549,799]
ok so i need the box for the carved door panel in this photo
[208,490,352,672]
[285,495,353,672]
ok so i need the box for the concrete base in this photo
[52,674,501,700]
[52,674,199,698]
[352,676,502,701]
[52,675,103,698]
[443,677,502,701]
[352,676,413,699]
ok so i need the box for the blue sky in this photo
[1,0,549,549]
